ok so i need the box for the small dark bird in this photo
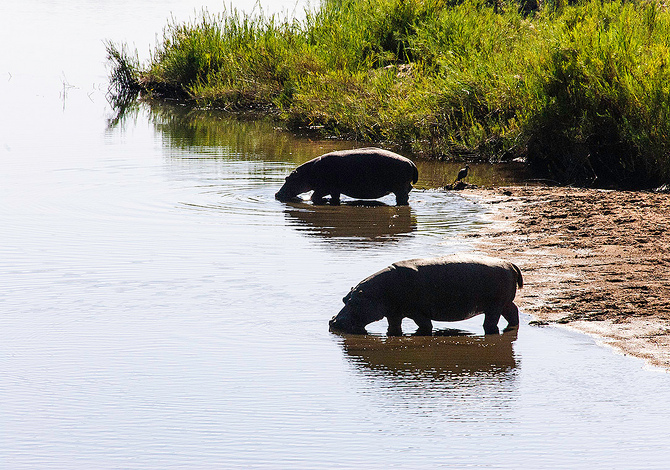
[455,164,470,183]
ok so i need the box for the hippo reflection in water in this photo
[275,147,418,206]
[336,330,518,379]
[284,202,415,242]
[330,255,523,336]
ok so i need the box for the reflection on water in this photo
[336,329,518,380]
[139,101,534,187]
[333,329,519,441]
[144,100,359,163]
[284,201,416,244]
[278,189,483,250]
[416,159,532,188]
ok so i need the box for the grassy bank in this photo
[107,0,670,188]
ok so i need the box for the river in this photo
[2,1,670,468]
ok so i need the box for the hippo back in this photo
[392,256,521,321]
[311,148,417,199]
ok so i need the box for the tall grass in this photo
[527,1,670,187]
[107,0,670,188]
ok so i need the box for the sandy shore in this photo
[461,186,670,370]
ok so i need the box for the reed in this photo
[105,41,142,102]
[106,0,670,188]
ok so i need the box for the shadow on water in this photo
[334,329,518,381]
[283,201,416,243]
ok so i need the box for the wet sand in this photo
[462,186,670,370]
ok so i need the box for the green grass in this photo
[107,0,670,188]
[526,0,670,187]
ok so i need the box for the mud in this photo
[463,186,670,370]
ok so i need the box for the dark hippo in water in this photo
[329,255,523,335]
[275,147,418,205]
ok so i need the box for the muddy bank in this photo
[462,186,670,370]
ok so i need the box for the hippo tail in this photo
[512,263,523,289]
[412,164,419,184]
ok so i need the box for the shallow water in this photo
[2,1,670,469]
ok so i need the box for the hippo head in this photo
[275,169,311,201]
[329,288,386,334]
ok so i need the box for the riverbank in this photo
[107,0,670,188]
[464,186,670,370]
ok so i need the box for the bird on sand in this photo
[455,164,470,183]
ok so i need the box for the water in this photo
[2,1,670,469]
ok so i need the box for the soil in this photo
[461,186,670,370]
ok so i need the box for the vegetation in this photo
[107,0,670,188]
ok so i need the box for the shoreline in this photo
[462,186,670,371]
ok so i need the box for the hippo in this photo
[275,147,418,205]
[329,255,523,335]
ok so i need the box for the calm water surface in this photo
[2,1,670,469]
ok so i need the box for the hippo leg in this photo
[483,309,502,335]
[502,302,519,332]
[311,190,328,205]
[394,186,411,205]
[387,315,403,336]
[411,315,433,335]
[395,193,409,205]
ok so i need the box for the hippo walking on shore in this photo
[329,255,523,335]
[275,147,418,205]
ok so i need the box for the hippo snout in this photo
[275,187,301,202]
[275,193,296,202]
[329,311,367,335]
